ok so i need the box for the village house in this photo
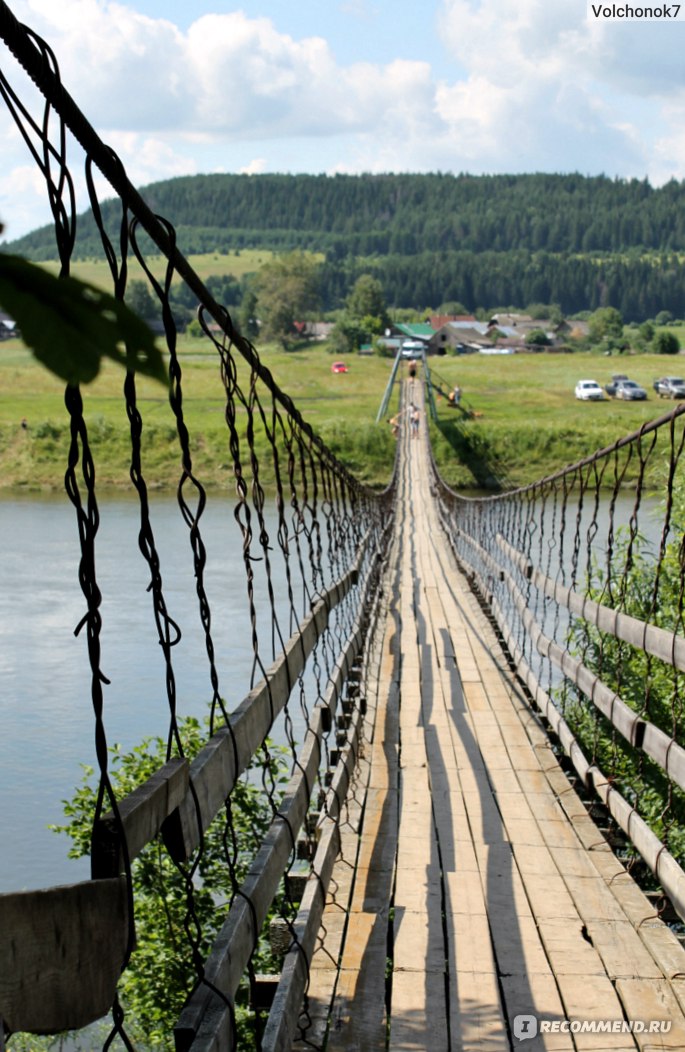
[428,319,525,355]
[427,314,476,330]
[293,321,335,340]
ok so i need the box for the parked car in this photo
[331,361,348,374]
[401,340,424,359]
[613,379,647,401]
[575,380,605,401]
[653,376,685,399]
[604,374,629,397]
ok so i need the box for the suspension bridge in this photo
[3,4,685,1049]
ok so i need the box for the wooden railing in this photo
[430,403,685,925]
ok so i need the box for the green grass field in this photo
[426,351,680,489]
[40,249,277,288]
[1,336,682,493]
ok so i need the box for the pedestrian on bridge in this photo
[410,403,420,438]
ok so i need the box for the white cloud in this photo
[0,164,54,240]
[239,158,267,175]
[3,0,685,238]
[432,0,681,176]
[105,132,198,185]
[5,2,435,140]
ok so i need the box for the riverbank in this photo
[0,337,679,492]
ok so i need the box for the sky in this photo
[2,0,685,240]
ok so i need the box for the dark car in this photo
[604,374,629,397]
[609,379,647,401]
[653,376,685,399]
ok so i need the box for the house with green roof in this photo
[392,322,434,341]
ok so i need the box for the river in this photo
[0,493,306,893]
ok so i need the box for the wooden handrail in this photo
[92,758,188,878]
[88,545,367,879]
[496,533,685,671]
[497,562,685,796]
[490,588,685,925]
[174,566,375,1050]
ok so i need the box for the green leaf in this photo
[0,254,166,385]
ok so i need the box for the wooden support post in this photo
[269,919,293,959]
[250,976,280,1012]
[285,871,308,903]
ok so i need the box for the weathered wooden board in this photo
[164,549,374,864]
[0,877,128,1033]
[614,978,685,1050]
[260,820,341,1051]
[175,713,324,1047]
[389,970,449,1051]
[92,756,188,877]
[448,969,510,1052]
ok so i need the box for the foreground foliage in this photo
[0,254,165,386]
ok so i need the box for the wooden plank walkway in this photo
[295,384,685,1051]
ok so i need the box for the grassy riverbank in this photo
[427,352,676,490]
[0,336,680,492]
[0,336,397,492]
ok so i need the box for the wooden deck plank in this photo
[389,970,449,1051]
[614,979,685,1050]
[315,400,685,1052]
[448,969,510,1052]
[556,973,639,1050]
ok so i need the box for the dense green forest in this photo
[5,172,685,320]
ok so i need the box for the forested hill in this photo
[7,172,685,320]
[8,172,685,259]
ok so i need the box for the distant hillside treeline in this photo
[6,172,685,320]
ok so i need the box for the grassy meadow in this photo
[1,333,683,493]
[40,250,277,288]
[426,351,681,489]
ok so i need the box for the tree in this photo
[525,328,551,347]
[237,289,260,341]
[652,329,681,355]
[346,274,390,330]
[186,317,205,338]
[588,306,623,344]
[526,302,562,323]
[126,280,157,321]
[436,300,469,316]
[328,316,367,355]
[255,251,321,347]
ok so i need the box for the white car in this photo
[575,380,605,401]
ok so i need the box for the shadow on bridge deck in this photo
[295,384,685,1052]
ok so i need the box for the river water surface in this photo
[0,493,302,892]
